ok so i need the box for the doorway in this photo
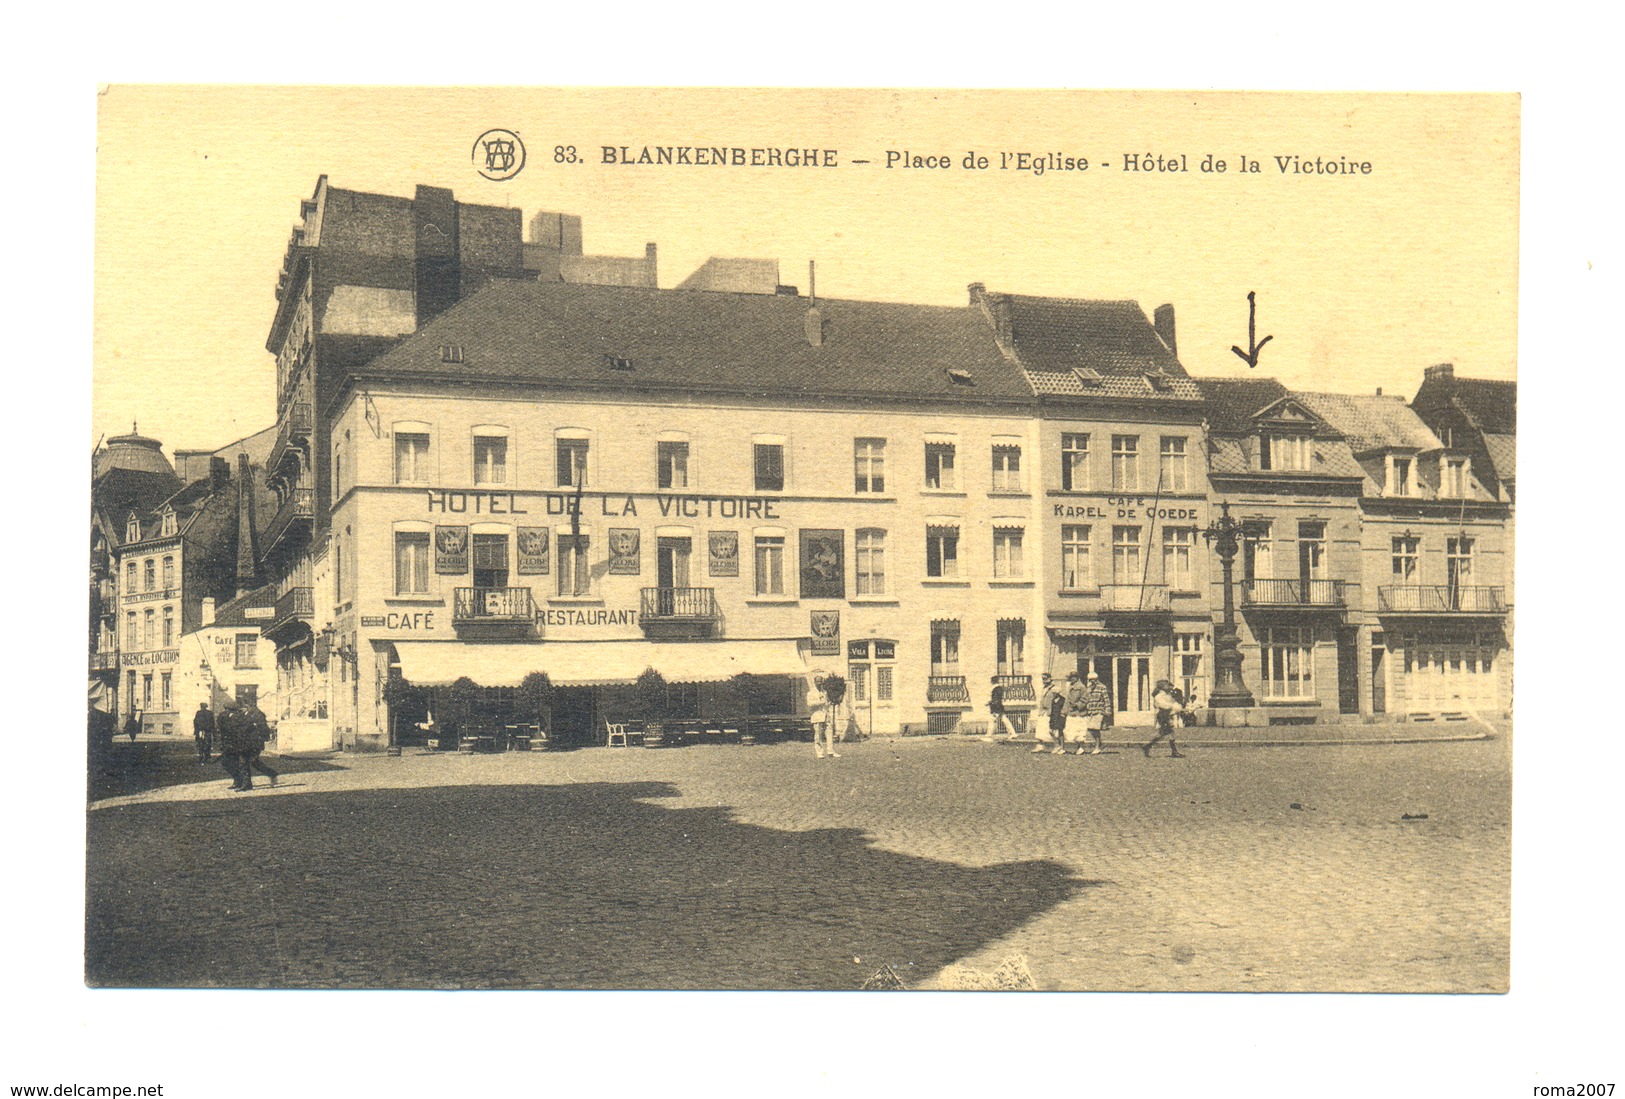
[551,686,598,746]
[1074,634,1154,725]
[1336,627,1360,714]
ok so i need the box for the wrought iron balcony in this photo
[1099,584,1172,613]
[268,400,314,476]
[992,674,1036,702]
[453,587,537,638]
[266,586,314,636]
[1378,585,1507,615]
[927,675,971,704]
[1242,578,1347,608]
[639,587,719,638]
[263,486,316,555]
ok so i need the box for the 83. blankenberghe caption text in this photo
[596,145,1372,176]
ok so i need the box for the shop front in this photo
[1045,626,1197,727]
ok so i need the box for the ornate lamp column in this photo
[1202,501,1256,707]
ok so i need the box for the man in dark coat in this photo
[192,702,216,764]
[217,703,251,791]
[238,700,279,788]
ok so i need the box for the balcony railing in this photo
[640,587,719,621]
[1099,584,1172,613]
[268,400,314,474]
[993,674,1036,702]
[263,486,316,553]
[454,587,535,622]
[1242,578,1347,608]
[927,675,971,703]
[267,586,314,635]
[1379,585,1507,614]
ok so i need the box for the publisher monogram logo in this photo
[472,129,525,181]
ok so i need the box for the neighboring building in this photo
[1195,379,1369,719]
[179,583,279,722]
[1298,388,1513,720]
[995,291,1214,726]
[1409,363,1516,503]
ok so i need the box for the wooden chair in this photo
[605,721,630,748]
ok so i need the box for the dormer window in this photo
[1072,367,1104,387]
[125,514,140,543]
[1260,434,1310,471]
[1387,454,1415,497]
[160,509,177,537]
[946,367,974,386]
[604,355,634,371]
[440,345,464,364]
[1144,370,1174,392]
[1442,456,1470,498]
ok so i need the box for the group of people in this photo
[192,699,279,791]
[1012,669,1191,758]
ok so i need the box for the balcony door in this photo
[656,537,692,616]
[472,534,510,615]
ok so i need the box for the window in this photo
[1447,536,1475,603]
[854,438,886,494]
[991,445,1022,492]
[126,611,137,650]
[1260,625,1315,700]
[754,535,786,596]
[1111,435,1139,491]
[1061,434,1089,491]
[556,439,589,488]
[162,555,175,589]
[557,534,592,597]
[142,674,153,709]
[143,609,155,648]
[160,509,177,537]
[235,634,258,669]
[877,664,894,703]
[473,434,508,486]
[1111,526,1142,585]
[855,529,887,595]
[924,442,956,490]
[1263,434,1310,471]
[395,432,431,483]
[1388,455,1414,497]
[1061,524,1093,590]
[1298,521,1327,581]
[996,620,1025,676]
[658,441,689,489]
[144,558,155,592]
[1443,457,1469,497]
[926,525,960,579]
[929,620,961,675]
[1159,436,1189,491]
[160,673,172,711]
[126,515,140,542]
[1243,521,1273,582]
[1392,535,1420,582]
[1163,528,1195,590]
[1175,632,1207,705]
[394,531,431,595]
[126,560,136,591]
[162,605,174,647]
[126,671,136,713]
[992,526,1025,579]
[753,443,784,492]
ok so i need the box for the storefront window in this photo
[1260,625,1315,700]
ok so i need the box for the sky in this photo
[94,87,1520,458]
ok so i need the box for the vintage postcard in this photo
[88,87,1517,999]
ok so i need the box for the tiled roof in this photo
[999,296,1201,402]
[359,280,1034,403]
[1205,436,1367,481]
[1483,433,1516,482]
[210,582,277,628]
[1450,378,1517,435]
[1294,390,1441,453]
[1192,378,1293,434]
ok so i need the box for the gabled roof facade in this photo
[995,295,1203,403]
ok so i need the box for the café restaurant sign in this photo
[425,489,783,520]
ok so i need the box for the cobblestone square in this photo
[86,732,1509,991]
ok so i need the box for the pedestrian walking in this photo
[1052,671,1086,754]
[1144,680,1187,758]
[1034,673,1068,754]
[807,673,840,759]
[240,699,279,788]
[1075,668,1111,755]
[217,703,251,791]
[983,679,1019,741]
[123,711,141,744]
[192,701,216,764]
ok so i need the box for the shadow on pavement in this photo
[88,738,347,803]
[86,781,1087,990]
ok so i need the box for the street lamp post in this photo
[1203,501,1256,708]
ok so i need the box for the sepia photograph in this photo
[84,87,1520,1000]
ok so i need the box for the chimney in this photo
[968,283,1013,355]
[234,454,259,596]
[644,243,658,287]
[1153,304,1177,356]
[209,456,231,490]
[1375,386,1383,396]
[967,282,986,307]
[1424,363,1455,382]
[201,597,216,627]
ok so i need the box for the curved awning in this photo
[394,639,809,688]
